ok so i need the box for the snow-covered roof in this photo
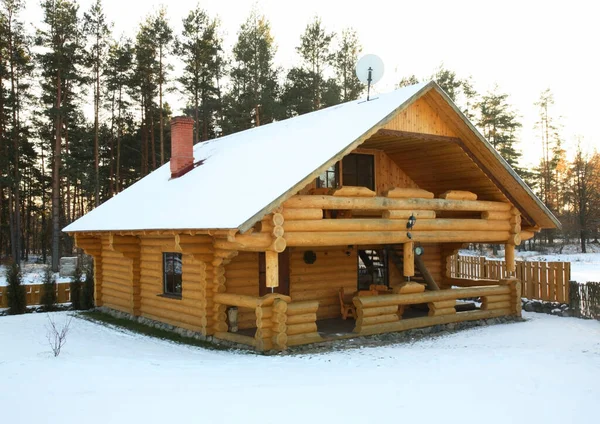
[64,83,430,233]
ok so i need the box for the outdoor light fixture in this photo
[406,213,416,240]
[415,245,424,256]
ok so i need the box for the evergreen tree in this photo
[6,261,26,314]
[333,28,362,102]
[40,265,57,311]
[397,74,419,88]
[152,7,173,165]
[83,0,110,208]
[432,64,462,101]
[82,264,94,309]
[222,10,280,133]
[36,0,84,271]
[176,6,223,141]
[477,86,522,169]
[105,38,133,194]
[70,265,83,310]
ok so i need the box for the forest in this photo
[1,0,598,271]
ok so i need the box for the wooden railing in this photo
[352,280,521,336]
[447,255,571,303]
[0,282,71,308]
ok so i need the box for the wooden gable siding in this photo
[382,96,458,137]
[298,149,419,196]
[224,252,259,330]
[290,247,357,320]
[137,236,210,333]
[100,235,134,314]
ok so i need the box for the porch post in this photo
[505,244,516,275]
[265,250,279,289]
[403,241,414,279]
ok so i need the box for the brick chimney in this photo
[170,116,195,178]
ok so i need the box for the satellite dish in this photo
[355,54,384,101]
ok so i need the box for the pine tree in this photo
[333,28,362,102]
[152,7,173,165]
[397,75,419,88]
[432,64,462,101]
[36,0,84,271]
[176,6,223,141]
[83,0,110,208]
[477,86,522,169]
[222,10,280,133]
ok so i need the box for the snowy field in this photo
[1,311,598,424]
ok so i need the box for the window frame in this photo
[162,252,183,298]
[342,153,375,191]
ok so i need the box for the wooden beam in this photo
[265,251,279,288]
[403,241,414,277]
[375,129,462,144]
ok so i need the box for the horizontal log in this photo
[286,313,317,325]
[355,308,512,336]
[285,231,512,246]
[482,294,511,304]
[482,301,512,310]
[283,218,510,233]
[382,210,436,219]
[442,277,501,287]
[429,300,456,309]
[520,230,535,241]
[439,190,477,201]
[357,314,399,327]
[286,333,323,347]
[354,285,511,308]
[385,187,434,199]
[214,332,256,347]
[428,307,456,317]
[356,305,399,318]
[282,208,323,221]
[287,301,320,315]
[482,211,512,220]
[140,296,203,317]
[214,293,262,308]
[333,186,376,197]
[283,195,512,212]
[141,311,203,332]
[287,322,318,336]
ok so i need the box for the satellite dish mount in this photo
[355,54,384,102]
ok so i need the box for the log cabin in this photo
[64,81,559,352]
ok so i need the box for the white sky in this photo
[22,0,600,168]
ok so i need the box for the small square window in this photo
[163,253,182,296]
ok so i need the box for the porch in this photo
[211,280,521,352]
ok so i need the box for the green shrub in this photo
[70,267,83,310]
[40,266,57,312]
[82,265,95,310]
[6,262,26,315]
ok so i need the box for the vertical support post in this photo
[505,244,515,274]
[265,250,279,288]
[403,241,414,278]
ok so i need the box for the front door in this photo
[259,248,290,296]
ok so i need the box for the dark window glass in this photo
[342,154,374,190]
[316,163,339,188]
[357,249,388,291]
[163,252,183,296]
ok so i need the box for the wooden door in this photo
[259,249,290,296]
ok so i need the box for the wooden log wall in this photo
[290,247,357,320]
[352,284,520,336]
[286,300,322,346]
[224,252,259,330]
[138,236,210,333]
[100,235,134,314]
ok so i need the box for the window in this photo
[342,154,374,190]
[357,249,388,291]
[163,253,182,296]
[316,163,339,189]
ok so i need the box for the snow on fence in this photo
[448,255,570,303]
[569,281,600,319]
[0,283,71,309]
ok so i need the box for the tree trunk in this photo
[94,51,100,207]
[51,70,62,272]
[159,44,164,165]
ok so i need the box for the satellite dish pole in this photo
[356,54,384,102]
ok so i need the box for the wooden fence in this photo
[0,283,71,309]
[448,255,571,303]
[569,281,600,319]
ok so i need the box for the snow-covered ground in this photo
[0,311,598,424]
